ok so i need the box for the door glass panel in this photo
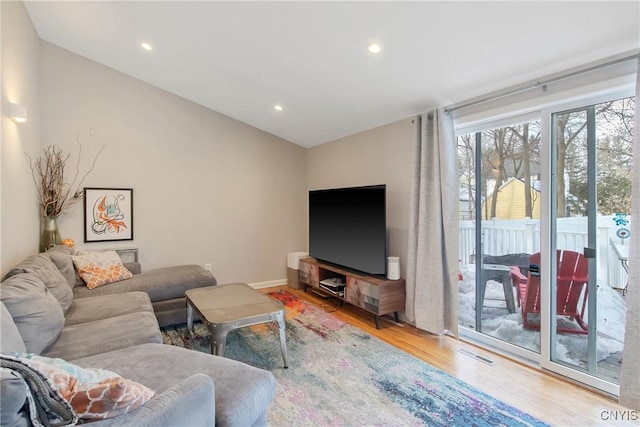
[458,119,542,353]
[595,98,632,383]
[551,97,633,384]
[552,108,590,375]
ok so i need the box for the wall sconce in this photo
[8,102,27,123]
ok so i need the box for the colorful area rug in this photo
[161,290,548,427]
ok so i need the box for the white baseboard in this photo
[248,279,287,289]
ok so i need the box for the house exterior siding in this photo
[482,178,540,219]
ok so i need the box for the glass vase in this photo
[40,215,62,252]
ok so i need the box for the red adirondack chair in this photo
[510,250,589,334]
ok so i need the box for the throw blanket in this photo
[0,354,77,427]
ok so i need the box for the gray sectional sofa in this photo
[0,246,276,426]
[46,245,218,327]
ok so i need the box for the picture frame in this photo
[84,187,134,242]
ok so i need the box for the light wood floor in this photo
[266,285,635,427]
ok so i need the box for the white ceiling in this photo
[24,1,640,147]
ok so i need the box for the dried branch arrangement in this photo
[28,141,105,217]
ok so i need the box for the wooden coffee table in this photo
[185,283,289,368]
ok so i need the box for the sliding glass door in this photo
[458,92,634,395]
[544,95,633,392]
[457,117,542,357]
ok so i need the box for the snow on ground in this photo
[458,265,626,367]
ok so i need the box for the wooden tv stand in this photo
[298,258,405,328]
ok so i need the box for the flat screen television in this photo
[309,184,387,276]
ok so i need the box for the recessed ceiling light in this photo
[368,43,382,54]
[140,42,153,51]
[274,105,283,112]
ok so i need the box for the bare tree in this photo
[595,98,634,214]
[557,100,631,217]
[555,112,588,217]
[510,122,541,217]
[457,134,476,220]
[455,97,633,223]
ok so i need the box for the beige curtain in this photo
[619,60,640,411]
[405,110,459,335]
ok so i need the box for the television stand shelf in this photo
[298,258,405,329]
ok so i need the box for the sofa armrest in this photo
[124,262,142,275]
[97,374,215,426]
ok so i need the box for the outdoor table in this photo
[476,264,516,330]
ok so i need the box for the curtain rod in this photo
[444,52,640,115]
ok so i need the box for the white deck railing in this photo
[459,216,629,289]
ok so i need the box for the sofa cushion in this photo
[123,261,141,275]
[42,311,162,360]
[3,253,73,313]
[64,291,154,326]
[17,353,156,420]
[0,302,26,353]
[0,368,30,427]
[46,245,77,288]
[71,251,133,289]
[73,265,216,302]
[82,373,216,426]
[72,343,276,427]
[0,273,64,354]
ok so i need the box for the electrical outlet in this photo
[204,263,212,272]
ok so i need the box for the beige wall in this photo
[38,42,307,284]
[2,14,308,283]
[2,0,411,284]
[1,1,42,271]
[307,119,414,278]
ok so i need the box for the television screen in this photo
[309,185,386,276]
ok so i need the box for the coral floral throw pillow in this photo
[17,353,155,420]
[71,251,133,289]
